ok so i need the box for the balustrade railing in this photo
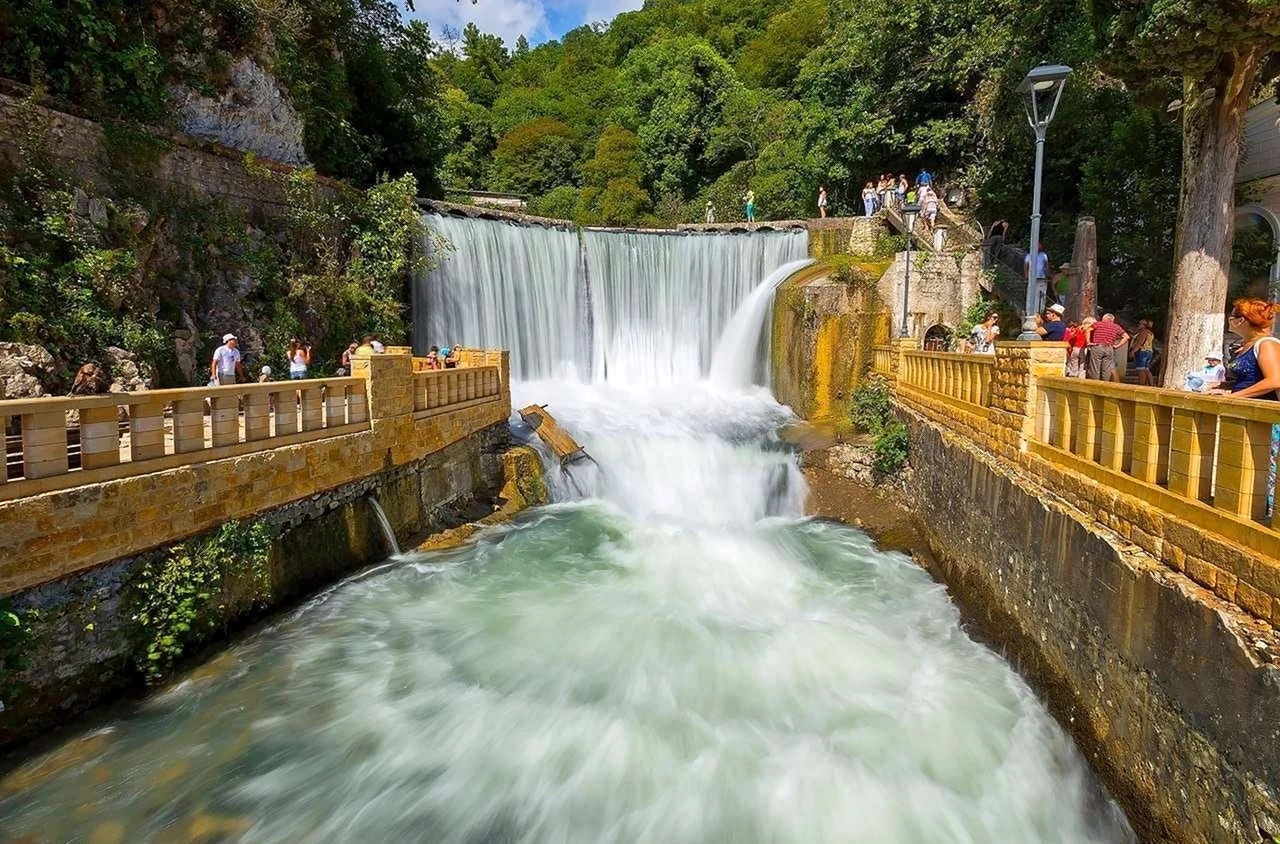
[1035,377,1280,526]
[412,365,502,415]
[873,345,896,376]
[900,350,993,410]
[0,377,368,495]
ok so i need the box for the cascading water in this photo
[415,214,808,384]
[0,216,1134,841]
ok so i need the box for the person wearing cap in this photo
[1186,354,1226,392]
[1085,313,1130,382]
[211,333,241,386]
[258,365,272,383]
[1036,303,1067,342]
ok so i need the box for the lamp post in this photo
[1016,63,1071,341]
[900,202,921,338]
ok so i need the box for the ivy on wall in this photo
[0,598,35,710]
[128,519,274,681]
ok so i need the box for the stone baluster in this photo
[128,401,167,462]
[324,384,347,427]
[210,393,240,447]
[1215,416,1271,521]
[273,389,299,436]
[300,386,324,431]
[20,410,66,479]
[348,381,368,424]
[1168,409,1216,502]
[172,398,206,454]
[1130,402,1172,485]
[244,392,271,442]
[79,405,123,469]
[1071,391,1103,462]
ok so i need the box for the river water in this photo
[0,220,1133,842]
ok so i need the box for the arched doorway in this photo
[1233,204,1280,299]
[923,323,952,351]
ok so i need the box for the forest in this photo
[0,0,1277,368]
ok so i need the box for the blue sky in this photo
[405,0,645,49]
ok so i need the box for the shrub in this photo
[872,421,909,476]
[851,374,893,434]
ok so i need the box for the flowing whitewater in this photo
[415,214,808,383]
[0,218,1133,841]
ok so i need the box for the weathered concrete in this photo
[899,407,1280,843]
[880,250,984,338]
[771,262,891,421]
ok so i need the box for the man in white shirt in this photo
[211,333,241,386]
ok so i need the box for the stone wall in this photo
[771,263,890,421]
[879,250,983,337]
[900,408,1280,844]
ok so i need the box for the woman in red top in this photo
[1064,321,1087,378]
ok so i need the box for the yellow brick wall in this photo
[0,351,511,596]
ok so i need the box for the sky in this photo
[405,0,645,49]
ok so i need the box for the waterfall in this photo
[415,215,808,385]
[709,258,814,388]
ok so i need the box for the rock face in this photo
[104,347,151,394]
[0,343,55,399]
[170,58,308,166]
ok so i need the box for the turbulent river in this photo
[0,218,1133,842]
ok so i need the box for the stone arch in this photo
[1235,203,1280,290]
[923,322,953,350]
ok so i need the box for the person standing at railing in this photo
[970,313,999,355]
[1216,299,1280,400]
[210,334,240,387]
[287,339,312,380]
[862,182,876,217]
[818,186,828,219]
[1129,319,1156,387]
[743,190,756,223]
[897,174,908,208]
[1036,304,1067,341]
[1085,314,1129,381]
[1064,320,1088,377]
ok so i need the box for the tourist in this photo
[210,333,240,386]
[917,167,933,187]
[1037,303,1067,341]
[258,365,272,383]
[1130,319,1156,387]
[1215,298,1280,400]
[897,174,908,207]
[862,182,876,217]
[705,201,715,224]
[341,341,358,371]
[287,338,311,380]
[70,363,108,395]
[426,345,443,370]
[370,333,386,353]
[743,190,756,223]
[1085,313,1130,381]
[1186,355,1226,392]
[922,185,939,230]
[1024,242,1049,285]
[444,345,461,368]
[818,186,828,219]
[1065,320,1088,377]
[970,313,999,355]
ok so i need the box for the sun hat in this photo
[1206,353,1222,361]
[222,333,236,342]
[1049,303,1065,315]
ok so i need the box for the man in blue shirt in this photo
[917,168,933,186]
[1037,303,1067,341]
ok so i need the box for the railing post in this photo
[351,348,414,421]
[324,384,347,427]
[1071,392,1103,462]
[348,381,368,424]
[172,398,206,454]
[1099,397,1135,473]
[1168,409,1216,502]
[299,386,324,431]
[79,406,122,469]
[987,341,1067,456]
[210,393,240,448]
[21,411,67,479]
[1130,401,1172,485]
[244,392,271,441]
[127,400,167,462]
[1216,417,1271,520]
[273,389,299,436]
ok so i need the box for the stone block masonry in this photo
[0,350,536,747]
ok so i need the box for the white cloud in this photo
[406,0,645,49]
[409,0,551,48]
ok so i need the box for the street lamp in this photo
[900,203,921,338]
[1016,62,1071,340]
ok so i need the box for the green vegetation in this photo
[851,374,909,476]
[128,519,274,681]
[0,95,428,386]
[0,598,35,706]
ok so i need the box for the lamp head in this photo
[1018,63,1072,129]
[902,202,921,230]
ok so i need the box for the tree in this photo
[489,117,578,195]
[1092,0,1280,382]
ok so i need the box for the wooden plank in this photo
[518,404,590,465]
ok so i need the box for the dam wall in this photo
[873,342,1280,842]
[0,350,541,747]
